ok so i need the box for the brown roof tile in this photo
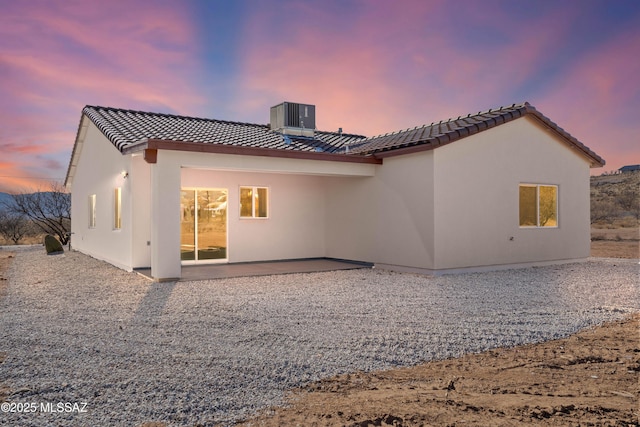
[82,105,367,154]
[79,103,605,168]
[343,102,604,167]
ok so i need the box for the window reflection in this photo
[519,184,558,228]
[240,186,268,218]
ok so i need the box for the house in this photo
[619,165,640,173]
[64,101,605,280]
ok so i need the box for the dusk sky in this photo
[1,0,639,193]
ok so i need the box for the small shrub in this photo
[44,234,64,255]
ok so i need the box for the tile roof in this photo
[342,102,605,166]
[78,102,604,168]
[82,105,367,154]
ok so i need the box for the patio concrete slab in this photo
[134,258,372,281]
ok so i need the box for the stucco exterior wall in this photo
[149,150,182,279]
[432,116,592,270]
[146,149,376,279]
[325,151,436,269]
[181,168,327,262]
[69,114,593,279]
[130,154,151,268]
[324,176,376,263]
[69,122,133,270]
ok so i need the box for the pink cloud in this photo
[534,25,640,173]
[1,142,50,155]
[233,1,637,176]
[233,1,578,136]
[0,161,50,194]
[41,158,64,171]
[232,1,445,134]
[1,1,204,113]
[0,0,205,192]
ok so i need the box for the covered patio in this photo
[134,258,372,281]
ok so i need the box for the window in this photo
[519,184,558,227]
[240,186,268,218]
[114,187,122,229]
[88,194,96,228]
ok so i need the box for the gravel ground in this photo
[0,247,638,426]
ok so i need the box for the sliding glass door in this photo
[180,188,227,263]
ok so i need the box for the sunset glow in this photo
[1,0,638,193]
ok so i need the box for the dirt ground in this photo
[590,227,639,259]
[236,240,639,427]
[591,241,639,259]
[1,247,638,427]
[239,314,639,427]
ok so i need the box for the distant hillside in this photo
[0,191,69,213]
[0,192,15,208]
[591,171,640,225]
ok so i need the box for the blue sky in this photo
[1,0,638,192]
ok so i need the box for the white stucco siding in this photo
[69,121,133,271]
[177,150,376,177]
[326,151,436,269]
[432,116,592,270]
[370,153,436,268]
[181,168,326,262]
[324,176,376,263]
[149,151,182,279]
[139,151,370,278]
[132,149,377,279]
[130,154,151,268]
[69,113,594,279]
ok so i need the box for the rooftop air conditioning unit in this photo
[270,102,315,137]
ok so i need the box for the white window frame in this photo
[519,184,558,228]
[88,194,96,229]
[180,187,229,264]
[239,186,269,219]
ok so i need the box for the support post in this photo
[150,152,181,280]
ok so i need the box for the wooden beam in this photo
[133,139,382,165]
[144,148,157,164]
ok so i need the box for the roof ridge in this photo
[465,101,529,119]
[362,102,530,142]
[83,105,367,137]
[83,105,270,129]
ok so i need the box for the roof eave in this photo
[64,113,91,190]
[123,139,382,165]
[523,106,605,168]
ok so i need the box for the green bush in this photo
[44,234,64,254]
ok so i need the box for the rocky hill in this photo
[590,170,639,225]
